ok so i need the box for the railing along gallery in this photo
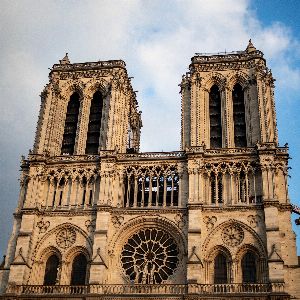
[7,283,285,295]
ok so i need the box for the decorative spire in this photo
[246,39,257,53]
[59,53,70,65]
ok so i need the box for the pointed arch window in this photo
[232,84,247,147]
[71,253,88,285]
[242,251,257,283]
[85,91,103,154]
[61,93,80,155]
[209,85,222,148]
[214,253,228,283]
[44,254,59,285]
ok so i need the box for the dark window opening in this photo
[137,177,142,207]
[124,170,179,208]
[173,175,179,206]
[214,253,228,284]
[58,178,65,206]
[44,255,59,285]
[239,171,247,202]
[158,176,164,206]
[211,173,223,204]
[52,190,56,206]
[151,176,158,206]
[82,190,86,205]
[144,176,150,207]
[129,175,135,207]
[85,91,103,154]
[89,190,93,205]
[232,84,247,147]
[61,93,80,155]
[166,175,172,206]
[242,252,257,283]
[81,177,87,205]
[59,191,63,206]
[71,254,87,285]
[209,85,222,148]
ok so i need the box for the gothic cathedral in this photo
[0,41,299,299]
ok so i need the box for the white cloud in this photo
[1,0,300,254]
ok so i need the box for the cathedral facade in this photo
[0,41,299,299]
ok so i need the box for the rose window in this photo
[56,228,76,249]
[121,228,179,284]
[221,225,244,247]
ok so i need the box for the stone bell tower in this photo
[180,40,299,296]
[34,54,142,156]
[181,40,278,150]
[0,54,142,291]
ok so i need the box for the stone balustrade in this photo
[5,283,286,296]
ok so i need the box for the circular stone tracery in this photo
[121,228,179,284]
[56,228,76,249]
[221,225,244,247]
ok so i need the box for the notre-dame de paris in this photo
[0,41,299,299]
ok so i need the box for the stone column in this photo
[256,77,267,143]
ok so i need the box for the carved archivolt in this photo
[31,222,93,263]
[201,72,227,91]
[59,80,86,101]
[85,77,111,96]
[203,219,267,259]
[226,71,250,90]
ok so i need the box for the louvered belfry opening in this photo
[43,255,59,285]
[214,253,228,284]
[61,92,80,155]
[232,83,247,147]
[71,254,88,285]
[242,251,257,283]
[209,85,222,148]
[85,91,103,154]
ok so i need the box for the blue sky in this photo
[0,0,300,257]
[250,0,300,241]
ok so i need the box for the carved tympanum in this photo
[221,225,244,247]
[56,228,76,249]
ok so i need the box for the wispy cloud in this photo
[0,0,299,254]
